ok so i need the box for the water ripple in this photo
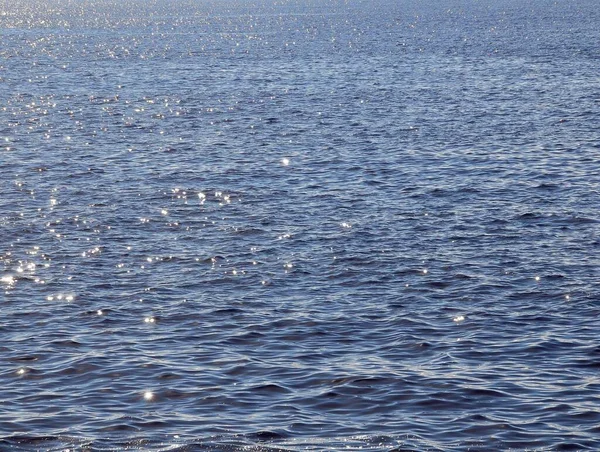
[2,0,600,450]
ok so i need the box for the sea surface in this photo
[1,0,600,450]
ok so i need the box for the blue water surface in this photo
[1,0,600,450]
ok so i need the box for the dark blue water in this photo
[1,0,600,450]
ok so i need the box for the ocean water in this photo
[1,0,600,450]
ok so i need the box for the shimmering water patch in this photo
[1,0,600,450]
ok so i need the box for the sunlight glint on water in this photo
[1,0,600,450]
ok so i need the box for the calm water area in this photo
[1,0,600,450]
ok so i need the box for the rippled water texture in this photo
[1,0,600,450]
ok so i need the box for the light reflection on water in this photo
[1,0,600,450]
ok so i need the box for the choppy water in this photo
[1,0,600,450]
